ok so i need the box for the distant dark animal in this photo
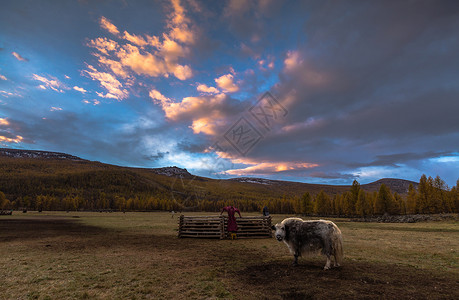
[272,217,343,270]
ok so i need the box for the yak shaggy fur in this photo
[272,217,343,270]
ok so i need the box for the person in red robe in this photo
[220,205,241,239]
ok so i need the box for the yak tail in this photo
[332,224,344,265]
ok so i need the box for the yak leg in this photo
[293,251,299,266]
[324,255,332,270]
[333,254,340,267]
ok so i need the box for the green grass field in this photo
[1,212,458,299]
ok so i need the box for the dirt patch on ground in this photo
[235,261,459,299]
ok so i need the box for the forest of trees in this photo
[1,174,457,216]
[263,175,459,216]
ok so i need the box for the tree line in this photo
[261,175,458,216]
[1,174,457,215]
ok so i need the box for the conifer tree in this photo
[374,184,393,215]
[406,183,417,214]
[355,189,370,216]
[314,190,331,215]
[417,174,430,213]
[300,192,313,215]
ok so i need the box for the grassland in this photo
[0,212,458,299]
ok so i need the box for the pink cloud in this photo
[12,52,28,62]
[225,160,319,176]
[83,65,128,100]
[32,74,68,93]
[73,86,87,93]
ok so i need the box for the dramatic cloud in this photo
[86,3,195,100]
[2,0,458,185]
[151,92,241,135]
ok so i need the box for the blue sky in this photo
[1,0,459,187]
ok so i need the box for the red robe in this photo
[221,206,241,232]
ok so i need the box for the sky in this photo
[1,0,459,187]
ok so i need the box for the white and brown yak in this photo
[272,217,343,270]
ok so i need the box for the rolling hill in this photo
[0,148,418,211]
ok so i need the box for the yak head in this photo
[271,223,287,241]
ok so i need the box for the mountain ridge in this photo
[0,147,418,197]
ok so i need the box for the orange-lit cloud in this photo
[32,74,68,93]
[87,37,118,55]
[100,16,120,36]
[168,0,195,45]
[123,31,148,47]
[173,64,193,80]
[94,53,129,78]
[116,44,167,77]
[149,89,171,105]
[88,0,196,95]
[224,160,319,176]
[0,118,9,126]
[0,74,6,81]
[12,51,28,62]
[215,74,239,93]
[189,117,229,135]
[0,135,23,144]
[197,84,219,94]
[151,92,238,135]
[50,107,62,111]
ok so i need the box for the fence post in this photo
[178,214,184,238]
[219,215,224,239]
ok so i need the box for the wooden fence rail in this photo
[178,215,272,239]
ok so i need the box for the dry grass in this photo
[0,212,458,299]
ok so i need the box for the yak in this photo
[272,217,343,270]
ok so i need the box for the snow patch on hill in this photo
[0,148,84,161]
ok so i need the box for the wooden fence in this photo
[178,215,272,239]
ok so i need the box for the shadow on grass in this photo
[0,217,114,242]
[235,260,459,299]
